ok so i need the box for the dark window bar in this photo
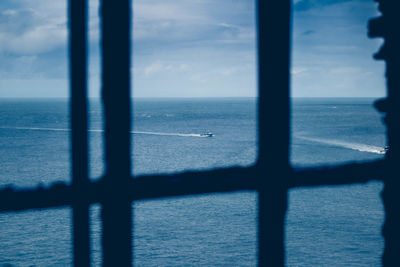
[100,0,132,265]
[0,0,397,266]
[369,0,400,265]
[69,0,90,266]
[257,0,290,265]
[0,162,388,210]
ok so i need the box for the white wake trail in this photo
[0,126,70,132]
[297,136,385,155]
[132,131,204,137]
[0,127,206,138]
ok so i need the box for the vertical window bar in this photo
[69,0,90,266]
[257,0,291,266]
[100,0,132,265]
[379,1,400,264]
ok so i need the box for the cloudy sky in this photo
[0,0,385,98]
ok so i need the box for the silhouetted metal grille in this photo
[0,0,398,266]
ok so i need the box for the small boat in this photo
[381,146,389,153]
[201,130,214,137]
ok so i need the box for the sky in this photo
[0,0,385,98]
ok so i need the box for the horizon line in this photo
[0,96,386,99]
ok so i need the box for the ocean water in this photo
[0,98,385,266]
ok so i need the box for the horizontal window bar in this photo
[289,159,386,188]
[0,160,388,213]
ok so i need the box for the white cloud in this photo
[0,1,67,55]
[328,66,361,75]
[0,0,255,54]
[3,9,18,16]
[1,0,258,98]
[134,2,205,22]
[132,1,209,40]
[220,67,237,76]
[88,0,101,43]
[132,0,255,46]
[3,25,67,55]
[218,22,238,29]
[216,22,256,45]
[190,73,208,83]
[291,67,308,75]
[179,64,189,71]
[143,61,189,76]
[144,61,166,76]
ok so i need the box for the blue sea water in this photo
[0,98,385,266]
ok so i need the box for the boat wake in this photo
[0,127,207,138]
[131,131,205,137]
[0,126,70,132]
[296,136,386,155]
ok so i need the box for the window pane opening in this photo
[290,0,386,167]
[0,1,70,187]
[288,1,386,266]
[87,0,104,181]
[131,0,257,176]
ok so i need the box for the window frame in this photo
[0,0,396,266]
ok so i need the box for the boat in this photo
[381,146,389,154]
[201,130,214,137]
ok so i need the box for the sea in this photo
[0,97,386,266]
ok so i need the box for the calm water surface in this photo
[0,98,385,266]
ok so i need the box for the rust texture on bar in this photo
[69,0,90,265]
[100,0,132,265]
